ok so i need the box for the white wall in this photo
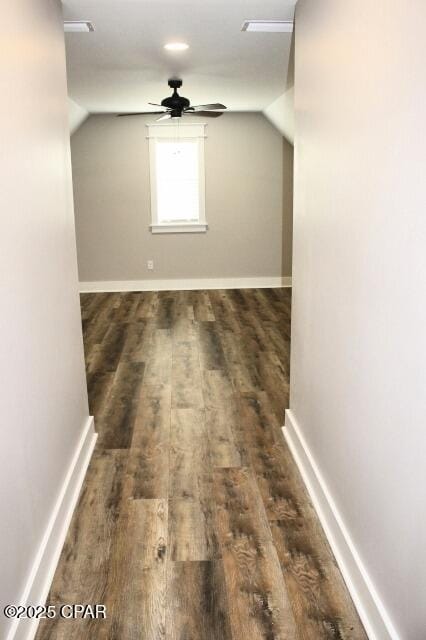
[290,1,426,638]
[264,34,294,144]
[0,1,90,636]
[263,88,294,144]
[68,97,88,135]
[71,112,293,284]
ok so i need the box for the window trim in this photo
[147,123,207,234]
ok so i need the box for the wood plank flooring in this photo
[36,289,367,640]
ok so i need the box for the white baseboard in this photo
[79,276,292,293]
[7,416,97,640]
[283,410,400,640]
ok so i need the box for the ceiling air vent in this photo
[242,20,293,33]
[64,21,95,33]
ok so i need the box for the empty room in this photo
[1,1,425,640]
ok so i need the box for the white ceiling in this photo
[62,0,296,113]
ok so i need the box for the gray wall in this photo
[291,0,426,637]
[0,0,89,633]
[282,139,293,277]
[71,112,293,283]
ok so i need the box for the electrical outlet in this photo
[147,260,154,271]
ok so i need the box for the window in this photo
[148,123,207,233]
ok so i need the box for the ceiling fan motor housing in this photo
[161,79,190,116]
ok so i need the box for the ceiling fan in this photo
[117,79,227,120]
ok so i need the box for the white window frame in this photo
[147,122,208,234]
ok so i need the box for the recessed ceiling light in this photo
[164,42,189,52]
[242,20,293,33]
[64,21,95,33]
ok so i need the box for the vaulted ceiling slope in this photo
[62,0,296,114]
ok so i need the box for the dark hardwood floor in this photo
[36,288,366,640]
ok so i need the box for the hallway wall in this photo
[71,113,293,284]
[290,1,426,637]
[0,0,90,636]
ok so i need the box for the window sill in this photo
[150,223,208,234]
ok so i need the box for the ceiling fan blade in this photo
[185,110,224,118]
[117,111,167,117]
[156,113,172,121]
[188,103,227,111]
[148,103,165,107]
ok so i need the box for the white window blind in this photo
[148,123,207,234]
[155,140,199,223]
